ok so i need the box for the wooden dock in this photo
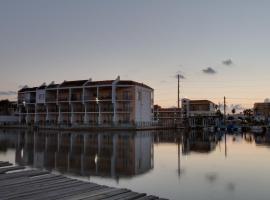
[0,161,167,200]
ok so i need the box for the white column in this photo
[45,104,49,122]
[111,134,117,177]
[112,85,117,124]
[58,104,62,124]
[25,105,29,124]
[84,104,89,125]
[70,103,74,125]
[97,87,101,125]
[34,104,38,124]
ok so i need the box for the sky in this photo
[0,0,270,111]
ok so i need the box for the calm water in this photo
[0,129,270,200]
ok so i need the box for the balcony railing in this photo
[46,97,57,102]
[71,94,82,101]
[58,96,69,101]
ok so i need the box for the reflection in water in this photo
[0,130,154,179]
[1,129,270,200]
[182,131,222,155]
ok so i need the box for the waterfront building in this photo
[181,98,219,128]
[18,77,154,127]
[153,105,181,127]
[253,102,270,122]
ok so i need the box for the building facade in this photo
[181,99,218,128]
[253,102,270,122]
[18,77,154,126]
[153,105,181,127]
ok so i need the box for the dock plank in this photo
[0,161,167,200]
[0,166,25,174]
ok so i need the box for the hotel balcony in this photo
[86,113,99,125]
[60,113,71,125]
[70,89,83,102]
[46,90,57,103]
[116,102,132,113]
[47,104,58,113]
[100,113,114,125]
[85,102,98,113]
[115,87,133,101]
[84,88,98,101]
[72,103,84,113]
[100,102,114,112]
[58,89,69,102]
[72,113,84,125]
[99,87,112,101]
[116,113,131,124]
[36,105,46,113]
[27,105,36,113]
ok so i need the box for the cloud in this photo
[160,80,168,84]
[264,98,270,103]
[217,103,246,113]
[222,59,233,66]
[0,91,17,96]
[202,67,217,74]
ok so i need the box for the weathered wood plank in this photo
[0,174,64,188]
[136,196,160,200]
[82,189,131,200]
[2,181,84,200]
[0,162,12,167]
[37,185,104,200]
[60,187,118,200]
[0,170,50,181]
[0,176,72,195]
[101,191,143,200]
[0,166,25,174]
[12,182,99,200]
[0,162,166,200]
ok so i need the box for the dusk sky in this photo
[1,0,270,110]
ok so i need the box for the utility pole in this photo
[224,96,227,158]
[177,74,180,109]
[223,96,226,125]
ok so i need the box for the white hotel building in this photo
[18,77,154,126]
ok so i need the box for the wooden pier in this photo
[0,161,167,200]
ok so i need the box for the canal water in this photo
[0,129,270,200]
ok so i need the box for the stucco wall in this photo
[134,86,153,123]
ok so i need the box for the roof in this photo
[18,87,37,93]
[18,79,153,91]
[38,85,47,89]
[85,80,153,90]
[59,80,88,88]
[189,100,215,105]
[46,84,59,89]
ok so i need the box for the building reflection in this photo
[0,130,154,179]
[182,131,221,154]
[254,133,270,147]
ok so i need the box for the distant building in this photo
[17,77,154,127]
[153,105,181,127]
[181,99,219,128]
[0,100,18,125]
[0,100,17,115]
[253,102,270,122]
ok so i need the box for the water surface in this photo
[0,129,270,200]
